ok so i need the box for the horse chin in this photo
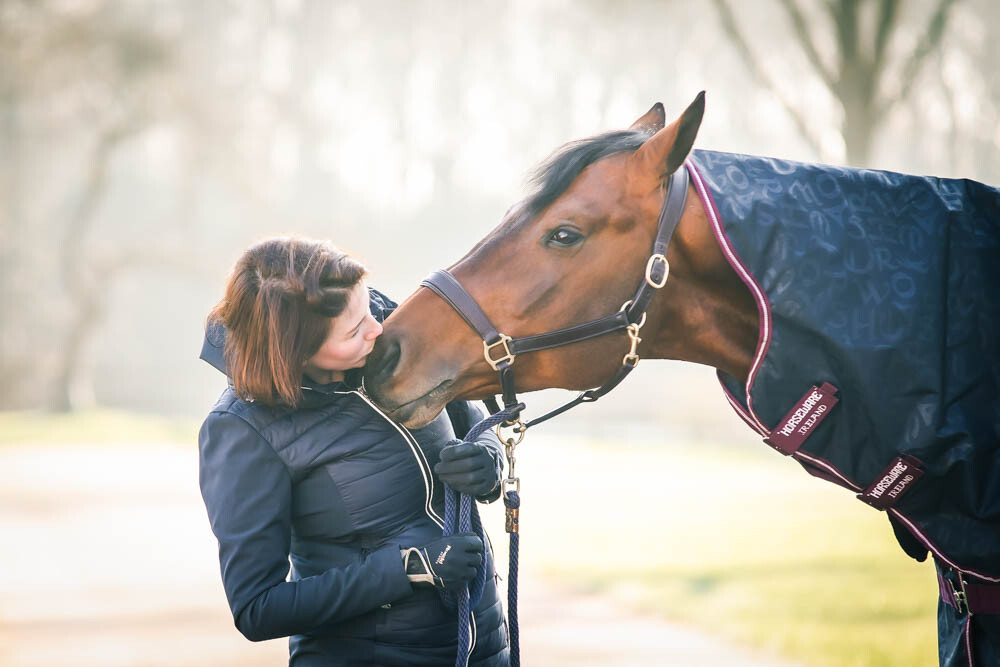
[397,400,448,429]
[369,379,454,429]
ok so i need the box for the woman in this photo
[198,237,510,666]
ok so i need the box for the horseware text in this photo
[868,460,910,500]
[765,383,840,454]
[778,389,823,437]
[859,456,925,510]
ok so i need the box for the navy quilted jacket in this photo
[198,288,509,666]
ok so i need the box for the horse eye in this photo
[546,227,584,248]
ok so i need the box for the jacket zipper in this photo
[315,388,480,653]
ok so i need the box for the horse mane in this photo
[524,129,650,218]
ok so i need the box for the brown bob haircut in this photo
[208,237,366,407]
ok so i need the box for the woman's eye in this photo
[546,227,583,248]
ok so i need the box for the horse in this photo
[363,93,1000,664]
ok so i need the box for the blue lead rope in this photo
[441,407,522,667]
[503,489,520,667]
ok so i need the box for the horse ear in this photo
[629,103,666,134]
[631,91,705,179]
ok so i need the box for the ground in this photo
[0,441,796,666]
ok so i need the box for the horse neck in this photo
[642,182,759,383]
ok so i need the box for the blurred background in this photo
[2,0,998,665]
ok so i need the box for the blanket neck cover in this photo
[688,149,1000,582]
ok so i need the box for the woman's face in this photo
[303,281,383,381]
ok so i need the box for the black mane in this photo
[524,129,651,218]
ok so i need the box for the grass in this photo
[4,410,939,665]
[481,434,939,667]
[0,408,200,445]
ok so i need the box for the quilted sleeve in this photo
[198,411,413,641]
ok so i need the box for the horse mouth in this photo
[376,379,454,427]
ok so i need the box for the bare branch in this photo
[776,0,837,90]
[879,0,959,115]
[61,115,146,294]
[710,0,825,157]
[872,0,901,73]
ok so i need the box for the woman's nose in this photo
[366,318,383,340]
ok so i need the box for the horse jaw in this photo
[363,288,491,428]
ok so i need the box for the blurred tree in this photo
[2,0,995,417]
[0,1,213,410]
[711,0,959,166]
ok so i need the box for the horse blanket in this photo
[687,149,1000,584]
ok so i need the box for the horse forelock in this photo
[455,130,651,270]
[525,129,650,218]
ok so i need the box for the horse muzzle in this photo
[363,331,456,428]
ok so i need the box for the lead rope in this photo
[441,406,523,667]
[501,438,521,667]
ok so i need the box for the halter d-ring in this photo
[483,334,515,371]
[619,300,647,329]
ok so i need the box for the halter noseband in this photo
[420,164,689,433]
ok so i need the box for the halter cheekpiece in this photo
[420,164,689,434]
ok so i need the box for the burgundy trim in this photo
[717,371,769,436]
[939,570,959,607]
[965,617,973,667]
[967,583,1000,614]
[792,451,862,491]
[937,570,1000,618]
[858,456,924,510]
[689,160,772,435]
[765,382,840,454]
[689,160,1000,586]
[890,509,1000,583]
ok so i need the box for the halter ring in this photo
[496,418,526,447]
[619,301,647,329]
[483,334,515,371]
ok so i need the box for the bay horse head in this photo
[366,93,758,428]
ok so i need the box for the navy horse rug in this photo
[687,150,1000,589]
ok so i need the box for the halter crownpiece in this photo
[420,164,690,431]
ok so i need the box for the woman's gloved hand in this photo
[434,442,501,497]
[401,533,483,588]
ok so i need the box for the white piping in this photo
[349,389,445,529]
[308,388,487,654]
[688,161,771,434]
[723,389,769,437]
[793,451,862,490]
[887,508,1000,583]
[469,610,477,659]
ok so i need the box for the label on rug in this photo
[858,456,925,509]
[765,382,839,454]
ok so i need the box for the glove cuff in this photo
[401,547,438,586]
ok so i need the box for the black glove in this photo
[434,442,500,497]
[401,533,483,588]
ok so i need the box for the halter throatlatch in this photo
[420,164,689,432]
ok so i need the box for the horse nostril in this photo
[366,334,401,386]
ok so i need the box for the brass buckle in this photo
[645,253,669,289]
[483,334,515,371]
[948,575,971,616]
